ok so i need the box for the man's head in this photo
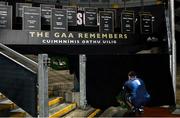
[128,71,136,80]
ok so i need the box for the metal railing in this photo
[0,43,38,73]
[0,43,38,71]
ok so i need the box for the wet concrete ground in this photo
[125,107,180,117]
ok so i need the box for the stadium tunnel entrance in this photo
[8,45,176,110]
[1,0,175,111]
[69,54,175,110]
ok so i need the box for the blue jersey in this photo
[124,77,150,108]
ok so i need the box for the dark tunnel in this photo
[70,54,175,110]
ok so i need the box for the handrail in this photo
[0,43,38,69]
[0,51,36,74]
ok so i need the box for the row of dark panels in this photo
[0,2,166,34]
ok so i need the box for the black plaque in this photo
[99,11,114,33]
[16,3,32,17]
[105,9,117,28]
[63,6,77,26]
[51,9,67,31]
[121,11,135,33]
[97,8,104,26]
[0,5,12,29]
[23,7,41,30]
[84,8,97,26]
[0,1,8,6]
[140,12,153,34]
[40,4,55,25]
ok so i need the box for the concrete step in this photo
[49,103,76,118]
[0,99,17,111]
[48,70,73,98]
[48,97,63,107]
[87,109,102,118]
[0,95,64,117]
[49,83,73,91]
[48,83,73,98]
[9,108,26,117]
[0,94,6,100]
[0,94,27,117]
[63,107,97,117]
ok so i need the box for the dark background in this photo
[86,54,175,109]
